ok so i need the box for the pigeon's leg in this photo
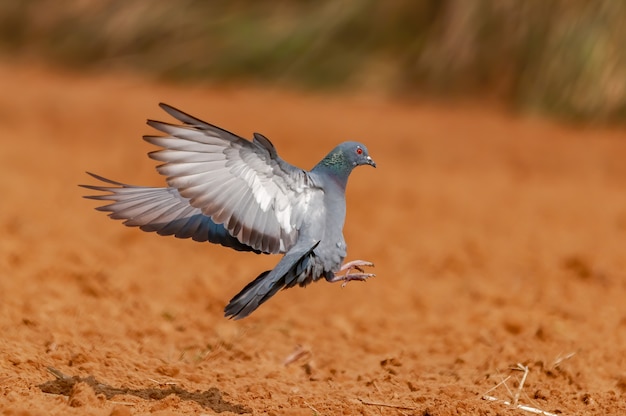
[327,260,375,287]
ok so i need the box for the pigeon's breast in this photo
[314,185,348,272]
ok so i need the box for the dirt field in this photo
[1,63,626,415]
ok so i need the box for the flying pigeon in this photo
[81,103,376,319]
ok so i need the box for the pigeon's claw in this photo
[327,259,376,287]
[329,259,376,286]
[339,260,375,272]
[339,272,376,288]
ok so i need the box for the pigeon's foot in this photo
[338,272,376,288]
[339,260,374,273]
[329,260,375,287]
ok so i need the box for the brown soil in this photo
[2,63,626,415]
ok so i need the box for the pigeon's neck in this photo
[312,150,353,189]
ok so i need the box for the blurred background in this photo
[2,0,626,123]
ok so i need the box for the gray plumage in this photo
[82,103,376,319]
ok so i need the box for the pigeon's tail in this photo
[80,172,258,252]
[224,241,320,319]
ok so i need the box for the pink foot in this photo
[339,260,375,272]
[328,260,375,287]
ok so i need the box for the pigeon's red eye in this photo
[356,147,363,155]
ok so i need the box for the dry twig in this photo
[148,378,177,386]
[46,367,70,380]
[481,375,512,397]
[481,363,557,416]
[304,400,322,415]
[482,395,558,416]
[552,352,576,369]
[512,363,529,406]
[283,344,312,366]
[358,398,416,410]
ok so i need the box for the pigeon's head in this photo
[314,141,376,183]
[341,141,376,169]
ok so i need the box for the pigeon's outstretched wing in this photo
[81,173,259,253]
[144,103,320,254]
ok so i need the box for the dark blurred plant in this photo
[1,0,625,122]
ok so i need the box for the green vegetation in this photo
[2,0,625,122]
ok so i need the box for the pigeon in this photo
[81,103,376,319]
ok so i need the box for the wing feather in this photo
[81,173,260,252]
[144,103,322,254]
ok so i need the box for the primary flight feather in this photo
[82,103,376,319]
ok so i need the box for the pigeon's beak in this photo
[366,156,377,168]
